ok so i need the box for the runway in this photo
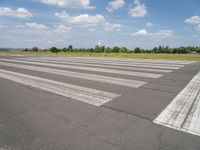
[0,54,200,150]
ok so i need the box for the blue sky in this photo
[0,0,200,49]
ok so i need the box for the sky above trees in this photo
[0,0,200,49]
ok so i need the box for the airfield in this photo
[0,54,200,150]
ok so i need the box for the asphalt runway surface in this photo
[0,54,200,150]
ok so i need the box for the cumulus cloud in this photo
[146,22,153,27]
[35,0,95,9]
[16,23,48,30]
[133,29,150,36]
[55,24,72,33]
[106,0,125,12]
[154,30,174,38]
[55,11,105,27]
[0,7,32,18]
[196,24,200,31]
[55,11,123,31]
[133,29,174,38]
[185,16,200,24]
[185,16,200,32]
[25,23,48,30]
[104,22,122,31]
[129,0,147,17]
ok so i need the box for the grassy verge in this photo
[0,51,200,61]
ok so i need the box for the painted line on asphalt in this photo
[0,61,147,88]
[24,58,183,69]
[18,58,172,73]
[23,57,185,68]
[154,71,200,136]
[31,56,195,65]
[0,69,120,106]
[0,59,163,78]
[68,57,196,65]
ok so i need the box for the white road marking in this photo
[23,58,183,69]
[0,61,147,88]
[23,58,185,68]
[154,71,200,136]
[18,58,172,73]
[0,69,120,106]
[0,59,163,78]
[32,56,195,65]
[72,57,196,65]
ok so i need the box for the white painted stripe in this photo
[154,71,200,136]
[18,58,180,70]
[33,56,195,65]
[18,58,172,73]
[76,57,196,65]
[0,59,162,78]
[0,61,147,88]
[0,69,120,106]
[25,57,185,68]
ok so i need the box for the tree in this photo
[68,45,73,52]
[105,47,112,53]
[50,47,59,53]
[94,45,105,53]
[120,47,128,53]
[158,45,164,53]
[112,46,120,53]
[152,47,159,53]
[134,47,141,53]
[62,48,68,52]
[99,46,105,52]
[94,45,100,52]
[32,47,38,51]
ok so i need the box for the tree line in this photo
[25,45,200,54]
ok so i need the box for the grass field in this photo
[0,51,200,61]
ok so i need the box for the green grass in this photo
[1,51,200,61]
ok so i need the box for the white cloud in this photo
[196,24,200,31]
[55,11,123,31]
[55,24,72,33]
[155,30,174,38]
[25,23,48,30]
[55,11,105,27]
[129,0,147,17]
[104,22,122,31]
[106,0,125,12]
[133,29,174,38]
[16,23,48,30]
[146,22,153,27]
[88,28,96,32]
[0,7,32,18]
[185,16,200,32]
[36,0,95,9]
[185,16,200,24]
[133,29,150,36]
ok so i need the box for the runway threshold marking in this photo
[31,56,195,65]
[21,57,185,67]
[0,61,147,88]
[0,59,163,78]
[19,58,182,70]
[19,58,172,73]
[154,71,200,136]
[0,69,120,106]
